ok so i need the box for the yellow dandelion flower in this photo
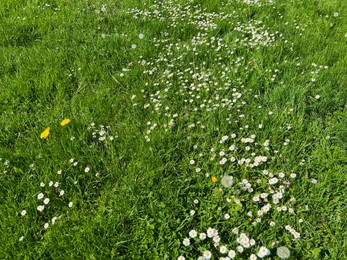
[212,176,218,183]
[40,127,50,139]
[61,119,71,126]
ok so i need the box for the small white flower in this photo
[68,202,73,208]
[21,210,27,216]
[37,205,45,212]
[19,236,24,241]
[194,199,199,204]
[84,167,90,173]
[237,246,243,253]
[44,223,49,229]
[54,182,59,188]
[189,230,197,238]
[199,232,206,240]
[228,250,236,258]
[43,198,50,205]
[224,213,230,220]
[183,238,190,246]
[257,246,271,258]
[40,182,45,187]
[59,190,65,196]
[269,177,278,185]
[138,33,144,39]
[278,172,285,178]
[203,250,212,259]
[315,95,320,100]
[52,217,58,224]
[334,12,339,17]
[290,173,297,178]
[220,157,228,165]
[177,256,185,260]
[220,245,228,254]
[37,193,44,200]
[190,210,195,216]
[213,235,221,244]
[49,181,53,186]
[57,169,62,175]
[131,44,137,49]
[250,254,257,260]
[189,160,195,165]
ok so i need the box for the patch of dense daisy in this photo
[178,129,303,258]
[87,122,117,143]
[127,1,289,142]
[234,0,275,7]
[128,0,234,32]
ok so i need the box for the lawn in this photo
[0,0,346,259]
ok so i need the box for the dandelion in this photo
[183,238,190,246]
[61,119,71,126]
[203,250,212,259]
[212,176,218,183]
[277,246,290,259]
[40,127,50,139]
[221,176,233,188]
[37,205,45,212]
[21,210,27,216]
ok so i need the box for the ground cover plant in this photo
[0,0,347,259]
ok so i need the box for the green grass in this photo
[0,0,346,259]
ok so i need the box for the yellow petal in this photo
[61,119,71,126]
[40,127,50,139]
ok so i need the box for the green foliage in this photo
[0,0,346,259]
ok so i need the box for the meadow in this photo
[0,0,347,259]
